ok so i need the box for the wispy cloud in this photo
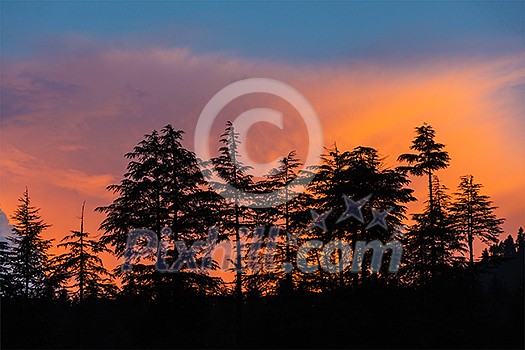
[1,40,523,259]
[2,145,115,200]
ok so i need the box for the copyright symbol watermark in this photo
[194,78,323,208]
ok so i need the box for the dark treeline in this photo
[1,123,523,349]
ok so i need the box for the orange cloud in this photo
[1,45,523,269]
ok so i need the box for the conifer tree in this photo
[302,145,414,289]
[450,175,504,265]
[398,123,450,269]
[244,150,308,295]
[210,121,255,299]
[96,125,221,298]
[516,227,524,253]
[403,176,465,284]
[53,202,117,301]
[0,240,18,298]
[8,189,54,298]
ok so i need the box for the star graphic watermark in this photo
[336,194,372,224]
[308,209,332,231]
[365,207,393,230]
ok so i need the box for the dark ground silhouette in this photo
[2,260,523,349]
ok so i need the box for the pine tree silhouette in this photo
[403,176,466,284]
[0,240,17,298]
[96,125,221,299]
[8,188,55,298]
[450,175,504,265]
[244,150,306,295]
[210,121,256,300]
[302,145,414,289]
[53,202,117,301]
[398,123,450,270]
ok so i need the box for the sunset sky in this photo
[1,1,524,268]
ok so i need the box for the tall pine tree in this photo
[210,121,255,299]
[96,125,221,299]
[301,145,414,290]
[403,176,465,285]
[0,240,18,298]
[244,150,307,295]
[398,123,450,269]
[8,189,55,298]
[53,202,117,301]
[450,175,504,265]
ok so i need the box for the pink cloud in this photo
[1,41,524,264]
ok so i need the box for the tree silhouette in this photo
[8,189,55,298]
[0,240,18,298]
[244,150,307,295]
[502,235,517,257]
[53,202,117,301]
[398,123,450,269]
[96,125,221,298]
[403,176,465,284]
[303,145,414,289]
[450,175,504,265]
[517,227,524,253]
[487,234,519,260]
[207,121,260,347]
[1,123,523,349]
[210,121,256,299]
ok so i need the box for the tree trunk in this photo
[467,176,474,266]
[231,135,243,347]
[79,202,85,302]
[284,167,293,293]
[428,171,436,275]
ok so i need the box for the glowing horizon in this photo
[1,2,524,273]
